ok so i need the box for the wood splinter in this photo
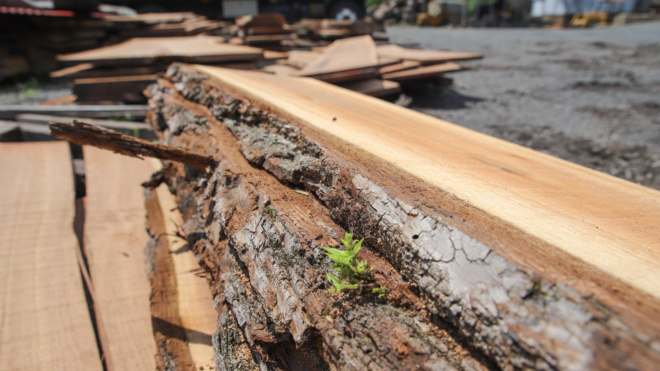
[50,120,216,169]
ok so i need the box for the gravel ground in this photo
[387,21,660,189]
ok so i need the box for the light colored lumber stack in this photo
[82,147,159,370]
[143,63,660,369]
[0,142,102,371]
[58,36,264,67]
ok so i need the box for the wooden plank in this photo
[298,35,379,78]
[51,65,162,81]
[262,63,299,76]
[193,65,660,301]
[377,44,483,64]
[0,104,149,120]
[105,12,198,25]
[82,146,159,370]
[339,78,401,97]
[281,50,321,68]
[73,74,158,103]
[382,62,465,82]
[243,33,295,45]
[49,63,95,79]
[0,142,102,371]
[378,60,421,75]
[153,183,218,370]
[58,36,264,67]
[262,50,288,60]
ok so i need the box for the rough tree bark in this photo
[142,63,660,370]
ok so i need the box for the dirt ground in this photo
[388,21,660,189]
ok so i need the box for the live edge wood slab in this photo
[144,63,660,370]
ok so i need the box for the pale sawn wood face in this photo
[194,64,660,300]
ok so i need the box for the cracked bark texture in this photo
[144,63,660,370]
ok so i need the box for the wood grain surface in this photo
[0,142,102,371]
[58,36,263,66]
[193,65,660,300]
[154,184,217,370]
[82,147,158,370]
[377,44,483,64]
[382,62,464,81]
[299,35,378,77]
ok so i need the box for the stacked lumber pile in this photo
[53,36,265,103]
[51,30,480,104]
[265,35,481,98]
[130,63,660,369]
[0,140,218,370]
[0,11,228,81]
[0,13,108,79]
[103,12,226,40]
[291,18,381,41]
[227,13,296,49]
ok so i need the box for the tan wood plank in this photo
[0,142,102,371]
[154,184,217,370]
[298,35,378,77]
[382,62,465,82]
[377,44,483,64]
[193,65,660,300]
[58,36,263,66]
[339,79,401,97]
[83,147,159,370]
[378,60,421,75]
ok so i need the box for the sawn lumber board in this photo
[153,183,217,370]
[192,65,660,300]
[377,44,483,64]
[58,36,263,66]
[82,147,158,370]
[298,35,378,77]
[381,62,465,82]
[0,142,102,371]
[339,78,401,97]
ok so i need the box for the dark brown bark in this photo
[142,63,660,371]
[50,120,216,169]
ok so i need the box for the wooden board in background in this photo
[0,142,102,371]
[298,35,378,78]
[82,147,159,370]
[382,62,465,82]
[339,79,401,97]
[58,36,264,67]
[377,44,483,64]
[154,183,217,370]
[378,60,420,75]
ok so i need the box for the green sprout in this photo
[371,287,389,298]
[323,233,388,298]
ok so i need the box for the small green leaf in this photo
[372,287,388,298]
